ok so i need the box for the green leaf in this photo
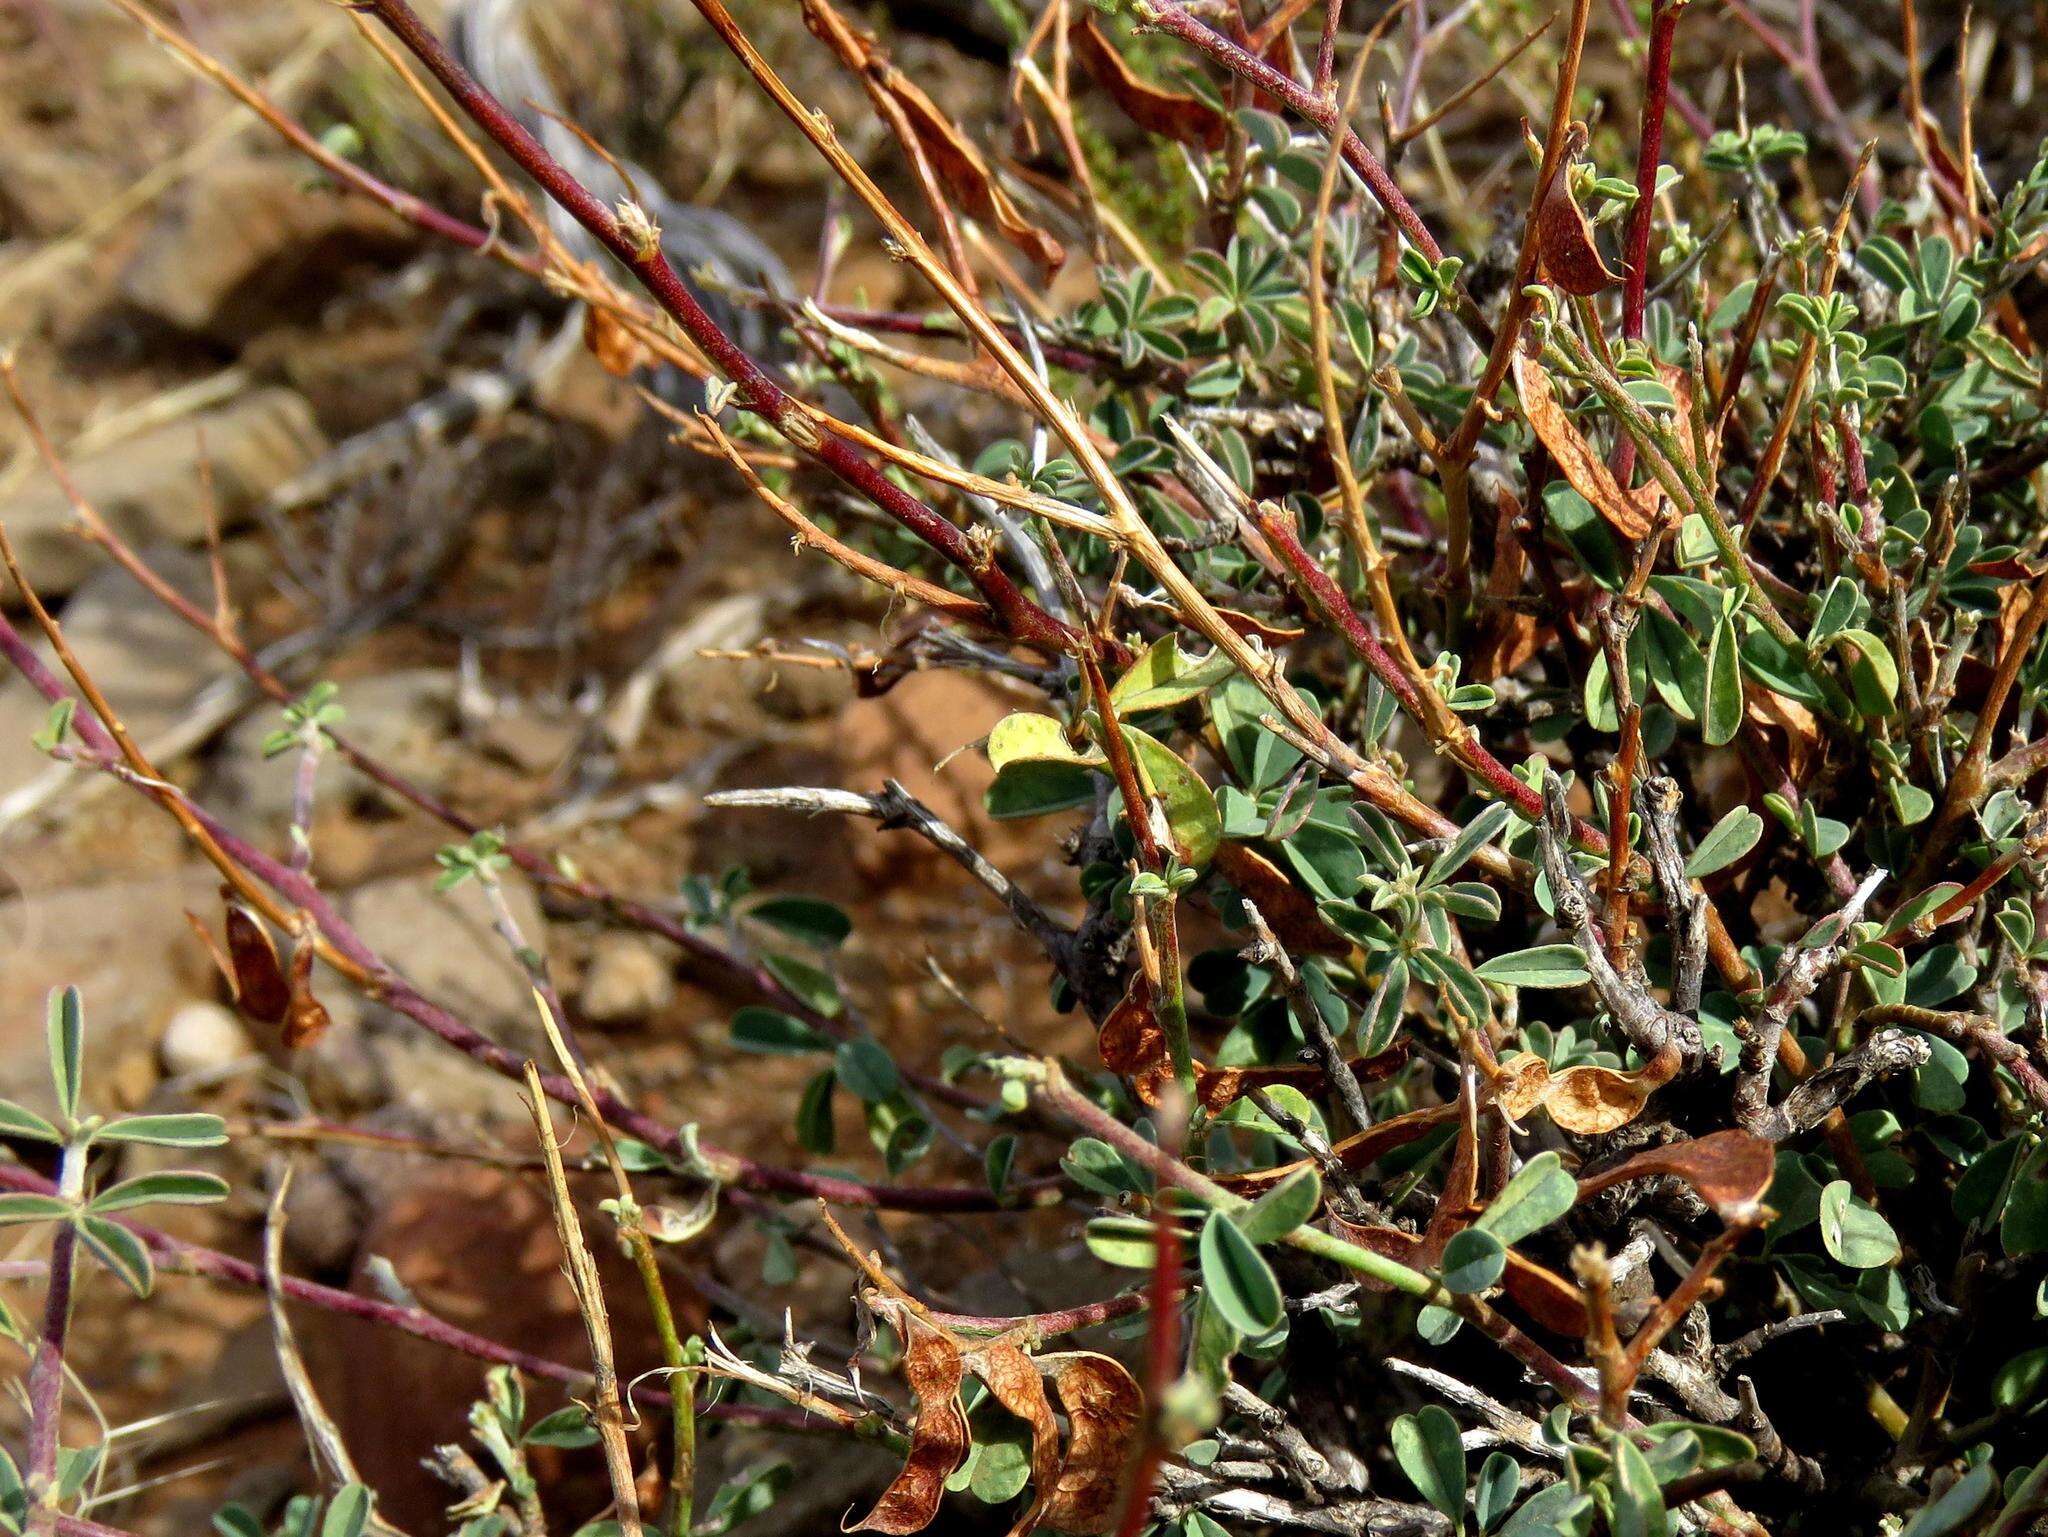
[1109,635,1234,712]
[747,897,851,950]
[984,760,1096,820]
[1125,727,1222,868]
[87,1171,231,1214]
[47,986,82,1122]
[1439,1226,1506,1294]
[1473,944,1590,989]
[322,1484,372,1537]
[1836,628,1900,715]
[1426,803,1513,887]
[75,1215,154,1298]
[762,954,841,1018]
[0,1193,72,1227]
[1391,1405,1466,1528]
[1500,1482,1592,1535]
[833,1040,901,1104]
[92,1113,228,1148]
[1474,1450,1520,1532]
[0,1101,60,1144]
[1900,1461,1996,1536]
[1818,1179,1900,1268]
[1062,1137,1148,1198]
[1608,1432,1667,1537]
[525,1406,601,1448]
[795,1070,836,1156]
[1082,1215,1159,1269]
[2004,1150,2048,1255]
[1415,1304,1462,1344]
[1994,1345,2048,1410]
[730,1007,830,1055]
[1198,1210,1283,1334]
[1236,1166,1321,1245]
[1685,807,1763,878]
[984,1134,1017,1199]
[1703,613,1743,746]
[1477,1152,1577,1244]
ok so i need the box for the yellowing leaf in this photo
[986,713,1102,774]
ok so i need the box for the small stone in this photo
[577,933,675,1029]
[118,154,411,343]
[0,389,327,596]
[159,1001,253,1079]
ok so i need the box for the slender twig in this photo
[522,1064,644,1537]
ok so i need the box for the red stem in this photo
[1253,506,1609,848]
[1621,0,1681,345]
[361,0,1074,656]
[1137,0,1451,272]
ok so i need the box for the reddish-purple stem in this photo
[362,0,1074,656]
[24,1213,77,1529]
[1621,0,1681,345]
[1137,0,1448,269]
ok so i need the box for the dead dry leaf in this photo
[1102,972,1402,1111]
[1576,1129,1776,1222]
[1512,351,1662,540]
[1067,14,1227,151]
[223,902,290,1026]
[1747,686,1821,784]
[282,933,331,1049]
[805,0,1065,277]
[1213,842,1350,956]
[1535,161,1620,296]
[848,1303,969,1532]
[969,1342,1061,1537]
[1222,1100,1459,1194]
[583,305,652,377]
[1040,1352,1143,1535]
[1492,1046,1679,1134]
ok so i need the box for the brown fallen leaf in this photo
[969,1342,1061,1537]
[1575,1129,1776,1222]
[1212,605,1307,647]
[804,0,1064,277]
[1097,973,1173,1106]
[849,1301,970,1533]
[1067,14,1227,152]
[1417,1076,1482,1258]
[1195,1046,1408,1114]
[1040,1352,1143,1535]
[1503,1251,1592,1335]
[1512,351,1662,541]
[1320,1216,1589,1333]
[223,901,291,1026]
[1534,153,1620,296]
